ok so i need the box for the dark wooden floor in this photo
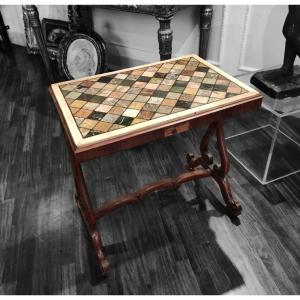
[0,46,300,295]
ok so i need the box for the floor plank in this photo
[0,46,299,295]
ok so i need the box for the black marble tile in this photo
[213,85,228,92]
[226,92,238,98]
[120,79,135,86]
[85,130,102,138]
[89,111,106,121]
[200,83,214,90]
[115,116,134,126]
[196,66,209,72]
[154,72,166,78]
[97,76,113,83]
[90,95,106,104]
[61,90,70,97]
[174,80,188,87]
[170,86,185,93]
[152,90,168,98]
[175,100,191,109]
[78,93,94,101]
[137,76,152,83]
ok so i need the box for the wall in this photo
[1,5,294,75]
[92,6,201,70]
[207,5,298,75]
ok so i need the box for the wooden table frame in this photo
[49,55,262,273]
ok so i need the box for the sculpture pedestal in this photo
[227,70,300,185]
[250,65,300,99]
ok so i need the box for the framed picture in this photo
[42,18,69,49]
[57,31,106,80]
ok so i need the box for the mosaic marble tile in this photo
[89,111,106,121]
[110,124,125,131]
[67,91,81,99]
[135,95,150,103]
[162,98,177,107]
[75,117,84,125]
[61,84,76,91]
[109,106,126,115]
[83,102,99,111]
[94,121,112,132]
[70,107,79,114]
[157,105,173,114]
[90,95,106,104]
[102,97,119,106]
[59,55,248,138]
[80,127,90,137]
[80,119,98,129]
[148,97,164,105]
[153,112,166,119]
[123,108,140,118]
[131,118,146,124]
[95,104,112,113]
[115,116,134,126]
[137,110,154,120]
[129,101,145,110]
[143,103,159,112]
[157,84,172,91]
[101,113,120,123]
[74,109,92,118]
[85,130,101,138]
[116,99,131,108]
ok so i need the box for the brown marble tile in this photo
[75,109,92,118]
[137,110,154,120]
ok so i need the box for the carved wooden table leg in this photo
[65,138,109,273]
[212,121,242,216]
[186,121,242,216]
[156,14,174,60]
[199,5,213,59]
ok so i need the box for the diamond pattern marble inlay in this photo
[59,56,248,138]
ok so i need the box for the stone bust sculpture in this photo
[279,5,300,76]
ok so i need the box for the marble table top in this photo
[49,54,259,149]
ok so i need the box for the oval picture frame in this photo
[57,31,106,80]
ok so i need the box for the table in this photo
[49,54,262,273]
[22,5,213,83]
[226,71,300,184]
[100,5,213,60]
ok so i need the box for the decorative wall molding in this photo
[217,5,226,67]
[238,5,252,72]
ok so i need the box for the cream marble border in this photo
[49,54,260,150]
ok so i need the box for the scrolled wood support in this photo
[74,193,109,273]
[64,133,109,272]
[90,228,110,273]
[200,121,216,166]
[65,119,242,273]
[185,120,242,216]
[212,121,241,216]
[95,168,212,219]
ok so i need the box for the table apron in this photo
[74,97,262,163]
